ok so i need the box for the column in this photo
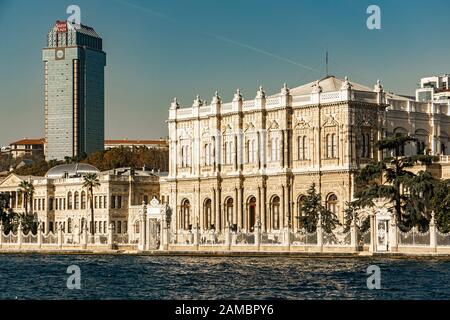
[37,222,43,249]
[258,187,262,230]
[82,222,88,249]
[108,223,114,250]
[138,204,147,251]
[234,188,238,226]
[254,220,261,249]
[237,187,243,229]
[350,218,358,252]
[430,212,437,252]
[57,224,63,249]
[281,186,286,228]
[262,185,267,233]
[389,214,398,252]
[369,213,376,253]
[212,188,217,229]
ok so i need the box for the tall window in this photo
[181,145,191,167]
[226,198,234,225]
[296,195,306,229]
[67,218,72,234]
[225,141,233,165]
[74,192,79,210]
[361,133,371,158]
[67,192,72,210]
[271,196,280,230]
[203,199,212,230]
[247,139,256,163]
[327,133,338,158]
[298,136,308,160]
[81,191,86,209]
[181,199,191,230]
[271,137,280,162]
[326,194,338,215]
[204,143,212,166]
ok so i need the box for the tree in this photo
[297,184,340,233]
[18,180,35,215]
[83,173,100,237]
[355,135,437,227]
[431,179,450,233]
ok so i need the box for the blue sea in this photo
[0,254,448,300]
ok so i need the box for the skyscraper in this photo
[43,20,106,161]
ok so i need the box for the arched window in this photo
[326,194,338,215]
[226,198,234,225]
[225,141,233,165]
[271,196,281,230]
[181,199,191,230]
[246,139,256,163]
[248,197,257,232]
[81,191,86,210]
[203,199,212,230]
[326,133,338,158]
[204,143,212,166]
[296,195,306,229]
[366,133,371,158]
[67,218,72,234]
[74,192,79,210]
[67,192,72,210]
[181,144,191,167]
[271,137,280,162]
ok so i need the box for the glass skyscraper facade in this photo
[43,20,106,161]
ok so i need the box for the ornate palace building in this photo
[161,76,450,234]
[0,164,161,242]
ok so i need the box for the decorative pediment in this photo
[201,127,210,137]
[322,116,339,128]
[0,174,26,188]
[294,117,311,130]
[178,128,192,140]
[244,122,256,132]
[222,124,233,135]
[267,120,280,131]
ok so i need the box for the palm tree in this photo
[18,180,34,215]
[82,173,100,237]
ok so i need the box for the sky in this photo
[0,0,449,146]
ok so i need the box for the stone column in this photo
[108,223,114,250]
[350,218,358,252]
[82,222,88,250]
[389,214,398,252]
[430,212,437,252]
[254,219,261,250]
[225,223,231,250]
[37,222,43,249]
[369,213,376,253]
[57,224,63,249]
[138,203,147,251]
[17,223,23,248]
[237,187,243,229]
[283,226,290,248]
[193,224,200,248]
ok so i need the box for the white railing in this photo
[290,230,317,245]
[398,227,430,247]
[437,230,450,246]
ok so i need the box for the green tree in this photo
[297,184,340,233]
[18,180,35,215]
[355,135,437,227]
[83,173,100,236]
[431,179,450,233]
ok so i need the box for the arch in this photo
[67,192,73,210]
[393,127,408,136]
[225,197,234,225]
[247,196,257,232]
[203,198,212,230]
[296,195,307,229]
[180,199,191,230]
[326,193,338,215]
[270,196,281,230]
[81,191,86,210]
[74,192,79,210]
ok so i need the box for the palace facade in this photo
[161,76,450,234]
[0,164,161,241]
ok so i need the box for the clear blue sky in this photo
[1,0,449,146]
